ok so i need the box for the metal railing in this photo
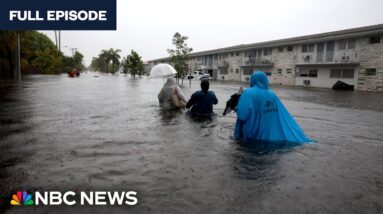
[243,57,273,66]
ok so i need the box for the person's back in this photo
[158,77,187,109]
[235,71,312,144]
[186,80,218,117]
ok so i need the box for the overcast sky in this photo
[41,0,383,65]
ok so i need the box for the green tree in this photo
[99,49,109,72]
[121,57,129,74]
[62,51,85,73]
[0,31,18,78]
[91,48,120,73]
[0,30,88,77]
[32,48,62,74]
[0,30,70,76]
[167,32,193,84]
[72,51,85,71]
[124,50,144,79]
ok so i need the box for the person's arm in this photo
[175,86,187,103]
[236,92,251,121]
[158,88,165,102]
[186,93,196,109]
[211,92,218,105]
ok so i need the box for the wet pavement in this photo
[0,73,382,214]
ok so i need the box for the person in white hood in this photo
[158,77,187,109]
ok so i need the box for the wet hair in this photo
[201,80,209,93]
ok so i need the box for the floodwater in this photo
[0,73,382,214]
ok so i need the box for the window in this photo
[278,47,284,52]
[286,69,292,74]
[338,40,347,50]
[339,39,356,50]
[330,69,342,78]
[265,71,272,76]
[298,70,308,77]
[235,52,239,56]
[287,46,293,52]
[302,44,314,52]
[230,69,233,73]
[220,68,228,75]
[235,69,239,73]
[317,43,324,52]
[330,69,354,78]
[326,42,335,62]
[366,68,376,76]
[369,36,381,44]
[243,68,253,75]
[230,52,234,57]
[348,39,356,49]
[309,70,318,77]
[308,44,315,52]
[277,69,282,74]
[299,70,317,77]
[264,49,272,56]
[342,69,354,79]
[218,55,221,60]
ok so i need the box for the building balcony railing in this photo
[242,57,273,67]
[217,60,229,67]
[296,50,359,65]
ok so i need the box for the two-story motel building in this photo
[148,24,383,92]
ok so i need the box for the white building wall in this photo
[295,67,358,88]
[149,30,383,92]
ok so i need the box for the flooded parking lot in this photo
[0,74,382,213]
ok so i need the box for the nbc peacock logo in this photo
[10,191,34,206]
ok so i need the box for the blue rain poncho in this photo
[234,71,313,144]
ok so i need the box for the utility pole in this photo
[70,48,78,56]
[58,30,61,52]
[54,31,58,50]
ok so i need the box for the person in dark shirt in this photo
[186,80,218,117]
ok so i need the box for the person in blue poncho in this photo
[234,71,312,144]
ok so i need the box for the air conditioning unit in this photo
[304,55,311,62]
[303,80,310,86]
[341,55,350,62]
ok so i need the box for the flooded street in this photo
[0,74,382,213]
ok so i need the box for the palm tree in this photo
[108,48,121,73]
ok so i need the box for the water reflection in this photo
[230,141,296,181]
[158,108,184,126]
[0,74,382,214]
